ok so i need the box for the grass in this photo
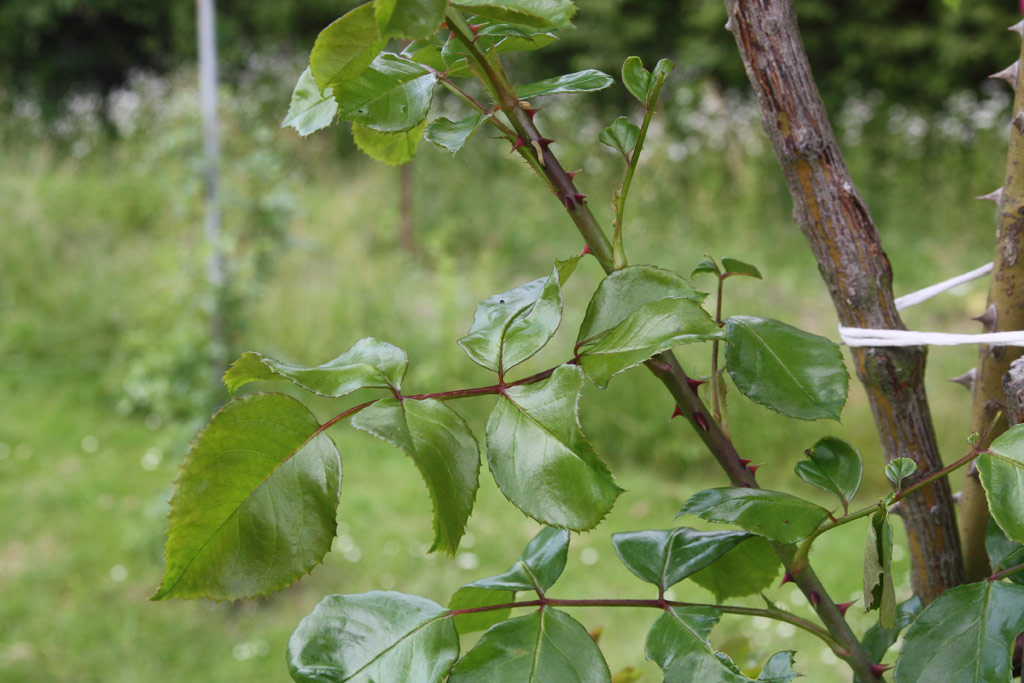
[0,82,1011,681]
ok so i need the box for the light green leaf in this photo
[979,423,1024,544]
[486,365,622,530]
[621,56,651,105]
[424,114,488,155]
[468,526,569,593]
[689,536,781,602]
[352,120,427,164]
[720,258,762,279]
[678,488,829,545]
[449,586,514,635]
[863,509,896,629]
[794,436,863,511]
[691,258,721,279]
[310,3,386,91]
[885,457,918,490]
[893,581,1024,682]
[283,67,339,136]
[224,338,408,397]
[611,528,755,590]
[515,69,614,99]
[599,116,639,161]
[459,264,566,375]
[153,393,341,600]
[449,608,610,683]
[757,652,800,683]
[334,53,435,132]
[725,315,849,421]
[450,0,577,29]
[288,591,459,683]
[351,398,479,554]
[376,0,447,39]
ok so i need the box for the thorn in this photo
[694,411,709,431]
[568,169,581,180]
[536,137,554,149]
[580,244,591,256]
[949,368,977,392]
[439,21,448,29]
[952,491,962,505]
[780,571,794,586]
[973,303,998,331]
[525,107,540,120]
[808,590,820,608]
[687,376,707,393]
[990,61,1020,88]
[448,31,455,41]
[836,600,856,616]
[1011,20,1024,36]
[563,194,575,209]
[671,405,683,419]
[976,187,1003,203]
[574,193,587,204]
[511,137,526,152]
[1014,110,1024,135]
[738,458,752,467]
[748,463,761,475]
[469,23,482,35]
[869,663,892,678]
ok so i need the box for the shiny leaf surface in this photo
[979,424,1024,543]
[282,67,338,136]
[449,586,514,635]
[621,56,651,105]
[985,520,1024,585]
[794,436,862,511]
[720,258,762,279]
[515,69,614,99]
[467,526,569,593]
[678,488,829,545]
[375,0,447,39]
[689,536,781,601]
[611,527,754,590]
[424,114,488,155]
[599,116,639,161]
[451,0,577,29]
[333,53,434,132]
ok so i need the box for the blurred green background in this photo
[0,1,1019,681]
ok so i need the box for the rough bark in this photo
[723,0,963,602]
[963,37,1024,582]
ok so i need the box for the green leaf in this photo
[720,258,763,279]
[486,365,622,530]
[611,528,755,590]
[985,519,1024,585]
[578,265,705,344]
[885,457,918,490]
[794,436,863,511]
[647,607,790,682]
[449,608,610,683]
[333,53,435,132]
[153,393,341,600]
[979,423,1024,544]
[863,509,896,629]
[459,264,566,375]
[689,536,781,602]
[352,120,427,164]
[598,116,639,161]
[577,297,723,388]
[224,338,408,397]
[288,591,459,683]
[449,586,514,635]
[424,114,488,155]
[350,398,479,554]
[691,258,720,279]
[678,488,829,545]
[515,69,614,99]
[724,315,849,421]
[757,651,800,683]
[621,56,651,106]
[858,595,922,672]
[450,0,577,29]
[375,0,447,39]
[283,67,339,136]
[310,3,386,91]
[892,581,1024,682]
[468,526,569,593]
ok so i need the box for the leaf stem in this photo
[991,561,1024,582]
[402,363,562,401]
[710,273,725,426]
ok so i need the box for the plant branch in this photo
[991,561,1024,582]
[401,363,563,401]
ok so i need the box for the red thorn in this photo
[869,664,892,678]
[686,377,707,393]
[738,458,752,467]
[536,137,554,149]
[671,405,683,419]
[439,21,448,29]
[574,193,587,204]
[525,107,540,120]
[563,194,575,209]
[448,31,455,41]
[568,169,580,179]
[580,244,591,256]
[780,571,794,586]
[748,463,761,475]
[694,411,709,431]
[469,23,482,34]
[511,137,526,152]
[836,600,856,616]
[808,590,820,608]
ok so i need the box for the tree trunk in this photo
[723,0,963,603]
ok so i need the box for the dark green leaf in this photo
[690,536,781,602]
[375,0,447,39]
[794,436,862,511]
[424,114,488,155]
[757,652,800,683]
[858,595,922,670]
[725,315,849,421]
[351,398,479,554]
[486,365,622,530]
[352,120,427,164]
[979,423,1024,543]
[611,528,754,590]
[282,67,338,136]
[309,3,386,91]
[451,0,577,29]
[691,258,720,279]
[985,519,1024,585]
[720,258,763,279]
[468,526,569,593]
[678,488,829,545]
[885,457,918,490]
[458,264,566,374]
[153,393,341,600]
[333,53,434,132]
[892,581,1024,682]
[449,586,514,635]
[598,116,639,161]
[621,56,651,105]
[863,509,896,629]
[515,69,614,99]
[288,591,459,683]
[449,608,610,682]
[224,338,408,397]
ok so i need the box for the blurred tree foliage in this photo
[1,0,1018,112]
